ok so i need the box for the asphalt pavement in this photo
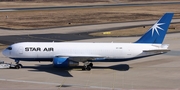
[0,1,180,11]
[0,33,98,45]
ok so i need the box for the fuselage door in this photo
[18,47,23,55]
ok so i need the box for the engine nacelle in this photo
[53,57,79,68]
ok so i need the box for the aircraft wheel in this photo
[15,65,20,69]
[89,63,93,67]
[86,65,91,71]
[82,67,86,70]
[82,61,93,71]
[18,64,23,68]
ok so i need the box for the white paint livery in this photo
[3,42,169,60]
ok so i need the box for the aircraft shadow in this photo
[20,53,169,77]
[23,64,73,77]
[22,63,130,77]
[93,64,130,71]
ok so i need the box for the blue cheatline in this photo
[135,13,174,44]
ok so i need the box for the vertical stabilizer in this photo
[135,13,174,44]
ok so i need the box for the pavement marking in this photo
[85,70,93,89]
[58,77,66,89]
[0,78,121,89]
[0,78,60,85]
[112,71,116,90]
[0,10,15,12]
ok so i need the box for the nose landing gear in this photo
[14,60,23,69]
[15,64,23,69]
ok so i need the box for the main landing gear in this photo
[14,60,23,69]
[82,61,93,71]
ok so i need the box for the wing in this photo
[55,54,106,62]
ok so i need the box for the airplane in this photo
[2,13,173,71]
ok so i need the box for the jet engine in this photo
[53,56,79,68]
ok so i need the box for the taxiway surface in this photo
[1,1,180,12]
[0,32,180,89]
[0,18,180,89]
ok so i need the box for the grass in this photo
[0,0,179,9]
[89,23,180,37]
[0,43,8,50]
[0,0,111,8]
[0,4,180,30]
[128,0,180,1]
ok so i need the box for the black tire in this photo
[86,65,91,71]
[18,64,23,68]
[15,65,20,69]
[82,67,86,70]
[89,63,93,67]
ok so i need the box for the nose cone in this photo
[2,49,9,57]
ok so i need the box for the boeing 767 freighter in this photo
[2,13,173,71]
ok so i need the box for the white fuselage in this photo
[2,42,167,61]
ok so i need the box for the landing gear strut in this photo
[82,61,93,71]
[15,60,23,69]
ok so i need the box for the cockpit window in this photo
[6,47,12,50]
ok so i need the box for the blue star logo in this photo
[150,22,165,36]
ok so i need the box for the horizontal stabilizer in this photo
[143,49,170,53]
